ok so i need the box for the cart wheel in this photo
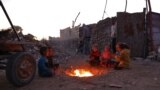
[6,52,36,87]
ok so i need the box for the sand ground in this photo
[0,55,160,90]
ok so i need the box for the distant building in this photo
[60,25,80,40]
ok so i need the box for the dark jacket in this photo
[38,56,53,77]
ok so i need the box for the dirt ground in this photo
[0,55,160,90]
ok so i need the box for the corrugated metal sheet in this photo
[117,12,146,57]
[151,12,160,52]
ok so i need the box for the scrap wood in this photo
[108,84,122,88]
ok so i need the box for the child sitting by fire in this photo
[38,47,55,77]
[88,44,101,66]
[100,45,114,67]
[47,47,59,71]
[88,43,131,70]
[114,42,131,70]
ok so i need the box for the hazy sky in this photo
[0,0,159,39]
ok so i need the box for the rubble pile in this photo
[0,26,40,58]
[48,39,78,64]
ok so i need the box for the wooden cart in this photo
[0,0,36,87]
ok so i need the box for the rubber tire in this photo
[6,52,36,87]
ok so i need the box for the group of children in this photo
[38,42,131,77]
[88,42,131,70]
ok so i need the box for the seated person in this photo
[38,47,54,77]
[100,45,113,67]
[88,44,101,66]
[114,43,131,70]
[47,47,59,70]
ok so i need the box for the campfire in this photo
[65,66,108,78]
[66,69,94,77]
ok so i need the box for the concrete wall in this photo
[60,26,80,40]
[91,18,112,51]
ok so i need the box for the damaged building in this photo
[59,25,80,52]
[60,11,160,58]
[91,11,160,58]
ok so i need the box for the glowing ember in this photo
[67,69,93,77]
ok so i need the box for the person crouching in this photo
[100,45,113,68]
[88,44,101,66]
[114,43,131,70]
[47,47,59,71]
[38,47,54,77]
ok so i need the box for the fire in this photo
[67,69,93,77]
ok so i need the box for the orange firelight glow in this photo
[67,69,93,77]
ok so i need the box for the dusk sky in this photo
[0,0,159,39]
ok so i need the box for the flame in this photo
[67,69,93,77]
